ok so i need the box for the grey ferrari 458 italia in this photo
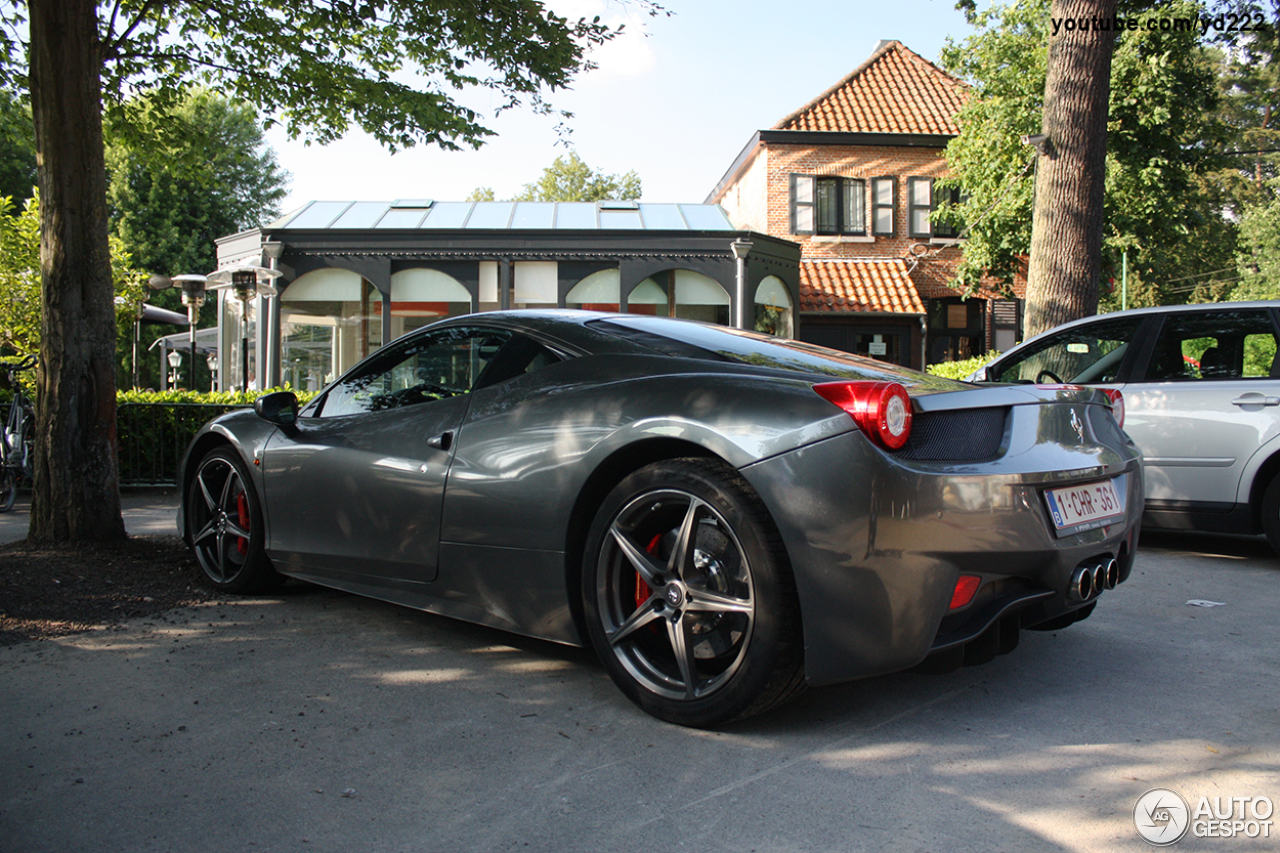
[179,310,1143,726]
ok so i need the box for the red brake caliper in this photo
[235,492,250,555]
[636,533,663,608]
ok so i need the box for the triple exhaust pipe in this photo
[1068,558,1120,602]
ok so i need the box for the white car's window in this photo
[988,317,1142,384]
[1144,310,1279,382]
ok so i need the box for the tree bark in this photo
[27,0,126,542]
[1024,0,1118,339]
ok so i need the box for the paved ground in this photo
[0,488,179,545]
[1,493,1277,852]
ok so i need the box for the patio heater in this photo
[146,273,208,388]
[171,274,208,389]
[207,265,281,393]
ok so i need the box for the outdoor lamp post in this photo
[167,348,182,389]
[730,238,754,330]
[207,265,281,393]
[206,352,218,392]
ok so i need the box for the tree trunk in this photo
[27,0,126,542]
[1024,0,1118,339]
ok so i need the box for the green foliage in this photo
[926,352,999,380]
[0,89,35,207]
[115,387,317,484]
[506,151,643,202]
[117,387,317,406]
[941,0,1236,301]
[104,87,289,389]
[0,193,147,358]
[1234,183,1280,301]
[62,1,658,154]
[105,88,289,278]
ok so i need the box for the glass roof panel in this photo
[331,202,391,228]
[511,202,556,229]
[638,204,688,230]
[375,208,429,228]
[599,208,644,229]
[284,202,355,229]
[420,202,473,228]
[555,203,598,229]
[679,205,734,230]
[465,202,515,229]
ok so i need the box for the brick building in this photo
[707,39,1024,370]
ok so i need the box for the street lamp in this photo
[207,265,281,393]
[206,352,219,392]
[167,348,183,389]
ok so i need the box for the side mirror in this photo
[254,391,299,427]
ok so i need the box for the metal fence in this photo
[117,402,250,486]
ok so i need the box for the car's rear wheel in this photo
[582,458,804,727]
[186,446,281,593]
[1261,474,1280,556]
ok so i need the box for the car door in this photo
[1122,308,1280,510]
[260,325,513,585]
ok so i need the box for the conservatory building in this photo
[210,199,802,392]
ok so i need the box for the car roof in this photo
[1007,301,1280,351]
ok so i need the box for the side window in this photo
[871,177,895,236]
[317,327,512,417]
[1143,310,1279,382]
[988,317,1142,384]
[790,174,815,235]
[908,177,933,238]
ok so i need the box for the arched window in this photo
[390,268,471,338]
[280,268,382,390]
[754,276,794,338]
[565,269,621,312]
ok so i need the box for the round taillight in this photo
[1101,388,1125,429]
[813,381,913,450]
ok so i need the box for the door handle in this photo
[1231,394,1280,407]
[427,431,453,451]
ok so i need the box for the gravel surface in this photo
[0,535,220,645]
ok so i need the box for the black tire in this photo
[581,458,805,727]
[186,446,282,593]
[1261,474,1280,556]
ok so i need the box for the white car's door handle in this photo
[1232,394,1280,407]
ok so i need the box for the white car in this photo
[970,302,1280,551]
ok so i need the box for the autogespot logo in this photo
[1135,788,1191,846]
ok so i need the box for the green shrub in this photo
[115,386,317,485]
[926,352,1000,381]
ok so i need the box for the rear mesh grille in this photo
[897,407,1008,461]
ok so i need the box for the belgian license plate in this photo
[1044,476,1126,536]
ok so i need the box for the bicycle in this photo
[1,354,36,513]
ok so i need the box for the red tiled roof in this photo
[800,259,925,314]
[775,40,967,136]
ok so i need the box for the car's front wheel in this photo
[186,446,281,593]
[582,458,804,727]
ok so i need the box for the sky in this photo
[265,0,978,213]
